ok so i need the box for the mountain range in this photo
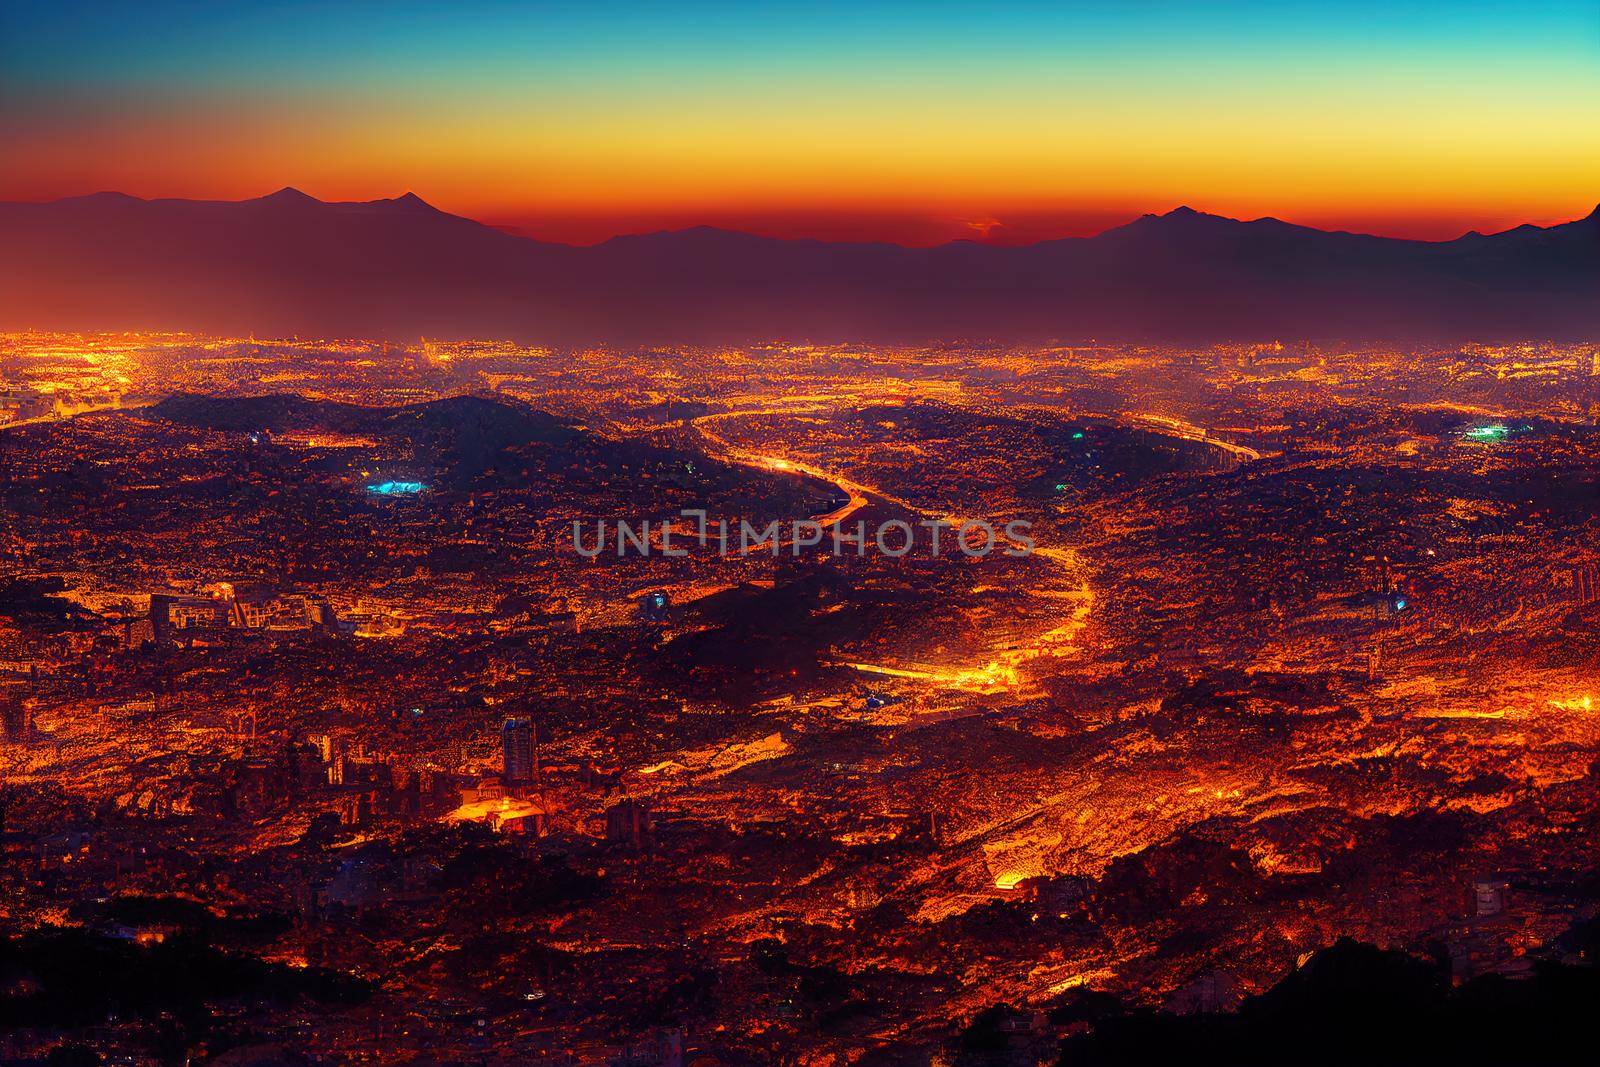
[1,188,1595,343]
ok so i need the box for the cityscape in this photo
[5,332,1600,1063]
[4,1,1600,1064]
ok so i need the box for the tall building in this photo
[150,593,227,642]
[502,718,537,784]
[1572,564,1598,606]
[1475,878,1509,918]
[605,797,651,848]
[0,687,31,744]
[637,590,671,622]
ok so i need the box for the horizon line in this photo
[7,186,1597,250]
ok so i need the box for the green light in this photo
[1072,431,1085,440]
[1463,424,1507,441]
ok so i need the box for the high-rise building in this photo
[1475,878,1509,918]
[637,590,671,622]
[502,718,537,784]
[605,797,651,848]
[0,687,31,744]
[1572,564,1598,606]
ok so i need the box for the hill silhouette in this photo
[2,190,1594,343]
[1053,937,1600,1066]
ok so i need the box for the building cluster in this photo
[4,332,1600,1063]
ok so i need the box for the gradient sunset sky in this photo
[3,1,1597,245]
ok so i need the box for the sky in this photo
[2,1,1598,245]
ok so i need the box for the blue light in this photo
[367,480,426,495]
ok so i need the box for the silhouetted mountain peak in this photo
[1101,204,1243,241]
[1144,205,1235,226]
[3,187,1596,342]
[67,191,143,205]
[383,191,437,212]
[257,186,319,207]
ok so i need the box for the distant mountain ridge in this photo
[2,188,1595,343]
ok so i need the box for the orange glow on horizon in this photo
[4,1,1595,246]
[6,93,1596,246]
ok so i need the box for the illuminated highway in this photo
[1129,411,1263,462]
[686,399,1267,697]
[689,398,1095,695]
